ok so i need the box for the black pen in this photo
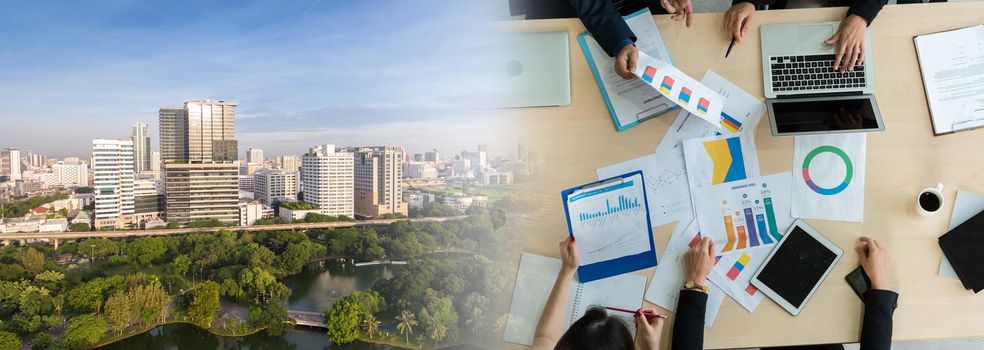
[725,18,748,58]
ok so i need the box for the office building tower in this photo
[413,153,424,162]
[461,150,486,172]
[162,162,240,224]
[150,151,161,179]
[280,155,301,172]
[301,145,354,217]
[254,169,298,206]
[1,148,22,180]
[159,108,187,162]
[92,139,135,229]
[248,148,264,164]
[132,122,152,173]
[424,149,441,162]
[159,100,240,225]
[41,161,88,187]
[347,146,408,218]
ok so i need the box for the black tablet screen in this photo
[757,226,838,308]
[772,97,880,133]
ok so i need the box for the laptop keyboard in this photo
[769,54,866,93]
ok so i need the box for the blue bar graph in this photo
[578,195,640,221]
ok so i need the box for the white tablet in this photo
[750,219,843,316]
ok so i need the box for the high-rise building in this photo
[347,146,408,218]
[248,148,264,164]
[159,108,187,162]
[280,155,301,172]
[159,100,240,225]
[92,139,135,229]
[1,148,22,180]
[301,145,354,217]
[41,161,88,187]
[424,149,441,162]
[254,169,298,206]
[150,151,161,179]
[132,122,151,173]
[162,162,240,224]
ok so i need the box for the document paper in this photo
[597,148,693,228]
[656,70,765,153]
[503,253,647,345]
[566,173,651,266]
[633,52,726,128]
[579,10,677,131]
[645,219,726,327]
[791,133,866,222]
[691,172,796,311]
[682,132,761,196]
[914,25,984,134]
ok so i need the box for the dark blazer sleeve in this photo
[846,0,887,26]
[568,0,636,56]
[859,289,898,350]
[732,0,775,9]
[671,290,707,350]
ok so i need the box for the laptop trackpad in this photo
[797,25,834,53]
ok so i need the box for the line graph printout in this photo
[597,148,693,228]
[567,173,651,266]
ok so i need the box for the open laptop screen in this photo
[769,95,884,135]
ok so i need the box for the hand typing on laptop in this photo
[825,14,868,72]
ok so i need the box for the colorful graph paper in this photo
[697,97,710,114]
[721,112,742,133]
[577,195,640,221]
[702,137,747,185]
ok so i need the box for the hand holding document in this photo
[633,52,726,128]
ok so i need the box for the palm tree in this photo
[464,306,484,334]
[363,313,381,339]
[429,323,448,342]
[396,310,418,345]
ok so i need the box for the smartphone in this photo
[845,266,871,300]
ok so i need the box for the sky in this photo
[0,0,517,159]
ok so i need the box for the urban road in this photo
[0,216,468,242]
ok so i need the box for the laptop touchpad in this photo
[797,25,834,53]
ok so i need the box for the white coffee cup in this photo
[916,183,945,216]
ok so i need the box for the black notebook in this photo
[938,208,984,293]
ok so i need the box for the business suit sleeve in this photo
[847,0,887,25]
[731,0,776,9]
[671,290,707,350]
[859,289,898,350]
[567,0,636,56]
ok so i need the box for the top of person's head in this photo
[554,306,633,350]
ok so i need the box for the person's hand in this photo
[633,308,665,350]
[825,15,867,72]
[856,237,892,290]
[660,0,694,27]
[684,237,715,287]
[615,44,639,80]
[723,3,755,44]
[559,237,580,273]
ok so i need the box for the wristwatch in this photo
[684,280,708,293]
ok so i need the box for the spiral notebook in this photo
[502,253,648,345]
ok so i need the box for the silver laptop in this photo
[494,32,571,108]
[761,22,885,136]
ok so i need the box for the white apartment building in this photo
[280,155,301,172]
[239,175,255,192]
[403,161,439,179]
[1,148,22,180]
[239,199,263,226]
[254,169,298,206]
[248,148,264,164]
[39,161,88,187]
[301,145,354,217]
[92,139,135,229]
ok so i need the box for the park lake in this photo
[97,259,400,349]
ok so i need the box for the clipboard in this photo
[561,170,657,283]
[577,9,678,132]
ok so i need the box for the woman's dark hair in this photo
[554,306,633,350]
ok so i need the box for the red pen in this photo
[604,306,667,320]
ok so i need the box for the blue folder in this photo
[561,170,658,283]
[576,9,677,132]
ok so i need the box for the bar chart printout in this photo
[567,174,651,266]
[693,172,794,255]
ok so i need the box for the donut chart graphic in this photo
[802,145,853,196]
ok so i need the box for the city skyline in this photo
[0,0,510,158]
